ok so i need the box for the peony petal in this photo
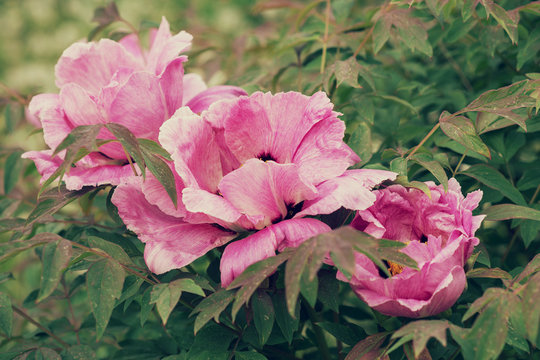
[273,218,331,251]
[185,85,248,114]
[112,177,235,274]
[28,94,72,149]
[218,159,318,227]
[182,188,243,224]
[146,17,192,75]
[21,150,62,184]
[159,57,186,118]
[220,227,278,287]
[293,115,359,184]
[159,107,223,192]
[108,71,167,140]
[60,83,107,127]
[55,39,142,95]
[141,168,186,217]
[298,170,397,217]
[63,163,135,190]
[118,33,144,60]
[182,73,208,104]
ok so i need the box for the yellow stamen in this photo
[388,261,404,276]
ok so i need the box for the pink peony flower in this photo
[23,17,246,190]
[342,178,484,318]
[112,91,396,286]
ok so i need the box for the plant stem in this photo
[304,299,332,360]
[406,123,440,160]
[12,305,69,348]
[353,26,374,58]
[452,150,468,177]
[0,81,28,105]
[530,184,540,204]
[320,0,331,75]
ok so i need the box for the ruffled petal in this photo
[118,33,144,60]
[159,107,224,192]
[60,83,106,127]
[146,17,192,75]
[218,159,317,227]
[298,170,397,217]
[185,85,248,114]
[182,188,242,224]
[55,39,142,95]
[28,94,72,150]
[273,218,331,251]
[21,150,62,184]
[108,71,167,140]
[182,73,208,104]
[220,227,278,287]
[293,114,359,184]
[159,57,185,118]
[112,177,235,274]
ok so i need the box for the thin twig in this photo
[452,150,468,177]
[0,81,28,105]
[406,123,440,160]
[12,305,69,348]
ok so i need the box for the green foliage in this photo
[0,0,539,359]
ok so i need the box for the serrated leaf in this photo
[37,239,72,302]
[483,204,540,222]
[439,112,491,158]
[335,58,362,89]
[392,320,449,358]
[411,153,449,191]
[87,259,125,340]
[466,267,512,280]
[191,289,235,334]
[481,0,518,44]
[251,290,275,346]
[0,292,12,337]
[4,150,24,194]
[461,165,526,205]
[522,272,540,343]
[453,288,515,360]
[228,250,291,320]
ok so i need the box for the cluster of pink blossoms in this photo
[25,18,484,318]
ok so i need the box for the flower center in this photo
[387,261,404,276]
[258,152,276,162]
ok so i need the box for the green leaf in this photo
[372,17,390,54]
[0,233,57,262]
[390,158,407,177]
[375,94,419,116]
[235,352,268,360]
[87,236,133,265]
[273,293,299,344]
[392,320,449,358]
[318,322,360,345]
[439,112,491,158]
[411,153,449,191]
[251,290,275,346]
[481,0,518,44]
[317,270,340,312]
[228,250,291,320]
[514,253,540,284]
[139,287,154,327]
[522,272,540,343]
[105,123,145,177]
[517,27,540,70]
[138,138,172,160]
[141,149,177,208]
[299,268,318,307]
[19,348,61,360]
[4,150,24,194]
[483,204,540,222]
[61,345,97,360]
[461,165,527,205]
[27,186,98,226]
[0,218,25,233]
[466,267,512,280]
[454,288,515,360]
[462,0,478,21]
[37,239,73,302]
[345,332,390,360]
[334,58,362,89]
[0,292,12,337]
[150,282,183,325]
[331,0,354,23]
[521,218,540,248]
[191,289,235,334]
[348,122,372,165]
[86,258,125,340]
